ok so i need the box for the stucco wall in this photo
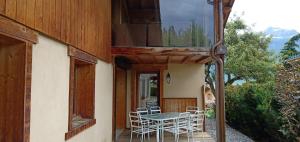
[30,35,113,142]
[125,64,205,126]
[163,64,205,107]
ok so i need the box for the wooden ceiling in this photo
[112,47,212,64]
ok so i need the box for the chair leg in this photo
[148,132,150,141]
[191,130,194,142]
[130,131,133,142]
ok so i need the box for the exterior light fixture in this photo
[166,72,171,84]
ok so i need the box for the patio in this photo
[117,129,214,142]
[116,118,254,142]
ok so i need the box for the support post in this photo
[215,55,225,142]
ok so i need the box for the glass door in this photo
[138,73,160,108]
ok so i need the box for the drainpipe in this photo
[211,0,226,141]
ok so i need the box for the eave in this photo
[112,47,212,64]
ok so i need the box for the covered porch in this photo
[111,0,235,141]
[112,47,214,142]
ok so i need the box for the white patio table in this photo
[141,112,180,142]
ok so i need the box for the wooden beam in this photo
[198,57,212,64]
[111,47,210,56]
[132,64,167,71]
[0,16,37,43]
[68,46,98,64]
[135,56,143,64]
[152,55,157,63]
[181,55,195,63]
[166,56,170,64]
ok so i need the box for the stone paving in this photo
[206,118,254,142]
[117,119,254,142]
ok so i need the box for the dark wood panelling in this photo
[0,0,111,62]
[131,70,137,111]
[115,67,127,129]
[0,34,32,142]
[0,40,25,142]
[75,64,96,118]
[162,98,197,112]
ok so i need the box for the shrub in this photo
[225,82,285,142]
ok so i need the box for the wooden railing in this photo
[162,98,197,112]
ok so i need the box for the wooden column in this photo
[215,55,225,142]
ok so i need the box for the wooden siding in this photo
[0,0,111,62]
[162,98,197,112]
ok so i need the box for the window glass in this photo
[112,0,214,48]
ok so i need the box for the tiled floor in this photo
[117,129,215,142]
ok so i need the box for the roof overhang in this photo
[112,47,212,64]
[223,0,235,25]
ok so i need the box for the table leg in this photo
[162,120,164,142]
[156,121,160,142]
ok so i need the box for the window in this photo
[112,0,215,47]
[65,46,97,140]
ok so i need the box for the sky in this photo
[230,0,300,32]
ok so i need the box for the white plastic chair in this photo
[128,112,156,142]
[164,112,193,142]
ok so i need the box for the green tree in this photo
[206,17,276,91]
[224,17,275,85]
[280,33,300,60]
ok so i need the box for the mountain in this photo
[264,27,299,54]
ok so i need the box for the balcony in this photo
[112,0,215,49]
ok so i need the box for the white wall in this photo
[163,64,205,107]
[125,64,205,126]
[30,35,113,142]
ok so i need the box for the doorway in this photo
[137,73,160,108]
[0,34,31,142]
[115,67,127,139]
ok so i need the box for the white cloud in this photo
[230,0,300,32]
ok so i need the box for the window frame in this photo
[65,46,97,140]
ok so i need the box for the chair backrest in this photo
[129,112,141,129]
[191,110,205,129]
[137,107,148,116]
[149,106,161,114]
[146,101,157,108]
[186,106,200,114]
[176,112,191,129]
